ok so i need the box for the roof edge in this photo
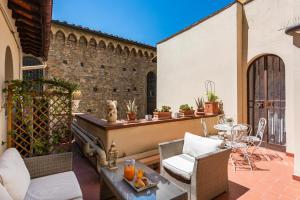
[157,1,237,45]
[52,20,156,50]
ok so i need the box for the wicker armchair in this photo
[159,139,231,200]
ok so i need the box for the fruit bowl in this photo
[123,175,158,192]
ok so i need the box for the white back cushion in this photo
[0,148,30,200]
[183,132,222,157]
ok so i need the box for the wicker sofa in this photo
[159,133,231,200]
[0,148,82,200]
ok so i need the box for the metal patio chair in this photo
[228,124,252,172]
[242,118,267,156]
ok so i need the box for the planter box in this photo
[153,112,172,120]
[180,110,195,117]
[204,102,219,115]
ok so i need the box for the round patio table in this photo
[214,124,248,132]
[214,124,248,137]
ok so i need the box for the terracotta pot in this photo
[204,102,219,115]
[180,110,195,117]
[153,112,172,120]
[127,112,137,121]
[195,108,205,116]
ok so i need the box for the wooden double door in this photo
[247,55,286,151]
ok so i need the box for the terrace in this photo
[1,0,300,200]
[73,145,300,200]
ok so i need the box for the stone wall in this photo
[47,22,157,119]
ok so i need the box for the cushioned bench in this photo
[0,148,83,200]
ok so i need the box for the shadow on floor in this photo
[214,181,249,200]
[72,144,100,200]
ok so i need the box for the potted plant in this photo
[195,97,205,116]
[204,80,219,115]
[126,99,138,121]
[179,104,195,117]
[153,105,172,120]
[72,90,82,113]
[205,91,219,115]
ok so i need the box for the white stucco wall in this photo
[243,0,300,176]
[157,3,239,120]
[0,0,21,153]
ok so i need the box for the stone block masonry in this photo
[47,21,157,119]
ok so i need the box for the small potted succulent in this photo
[195,97,205,116]
[72,90,82,113]
[179,104,195,117]
[126,99,138,121]
[204,91,219,115]
[153,105,172,120]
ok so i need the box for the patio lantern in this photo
[107,141,118,170]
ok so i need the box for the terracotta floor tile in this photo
[72,145,299,200]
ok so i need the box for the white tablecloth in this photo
[214,124,247,132]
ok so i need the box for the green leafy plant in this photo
[195,97,204,109]
[2,78,76,156]
[72,90,82,100]
[155,105,171,112]
[206,91,219,102]
[126,99,137,113]
[179,104,193,112]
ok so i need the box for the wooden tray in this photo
[123,176,158,192]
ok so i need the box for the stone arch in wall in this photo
[99,40,106,49]
[146,71,156,114]
[130,48,137,57]
[79,36,87,48]
[123,46,130,56]
[89,38,97,48]
[138,50,143,58]
[144,51,149,59]
[115,44,122,54]
[150,52,154,59]
[67,33,77,45]
[55,30,65,44]
[107,42,115,51]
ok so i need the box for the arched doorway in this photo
[5,46,13,81]
[147,72,156,114]
[247,54,286,151]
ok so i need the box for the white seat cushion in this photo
[25,171,82,200]
[0,183,12,200]
[183,132,223,157]
[162,154,195,180]
[0,148,30,200]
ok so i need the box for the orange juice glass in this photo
[124,160,135,181]
[137,169,144,179]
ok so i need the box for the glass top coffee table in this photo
[100,162,188,200]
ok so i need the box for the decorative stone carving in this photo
[106,100,117,123]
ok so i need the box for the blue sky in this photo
[53,0,235,46]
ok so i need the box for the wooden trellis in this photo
[6,81,73,157]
